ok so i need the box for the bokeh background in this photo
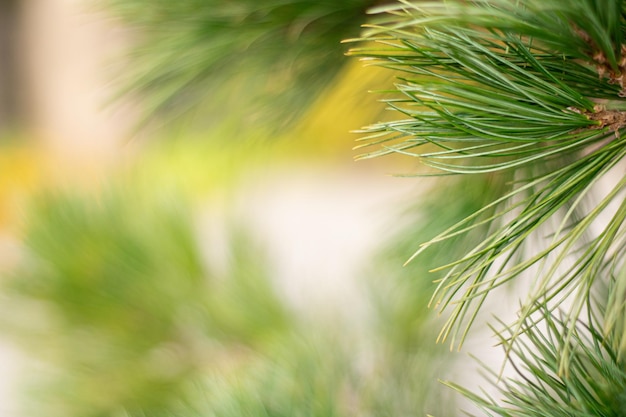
[0,1,508,416]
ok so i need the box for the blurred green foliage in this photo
[103,0,377,131]
[360,176,507,417]
[2,177,453,417]
[5,186,292,417]
[200,332,356,417]
[369,174,509,351]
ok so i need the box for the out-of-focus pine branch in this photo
[102,0,376,132]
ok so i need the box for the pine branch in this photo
[349,0,626,353]
[102,0,374,131]
[445,304,626,416]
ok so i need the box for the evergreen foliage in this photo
[448,307,626,416]
[5,188,292,417]
[103,0,376,130]
[350,0,626,414]
[4,181,451,417]
[350,0,624,342]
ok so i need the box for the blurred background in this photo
[0,1,489,416]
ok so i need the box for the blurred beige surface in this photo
[18,0,131,162]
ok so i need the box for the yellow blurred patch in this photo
[0,145,43,232]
